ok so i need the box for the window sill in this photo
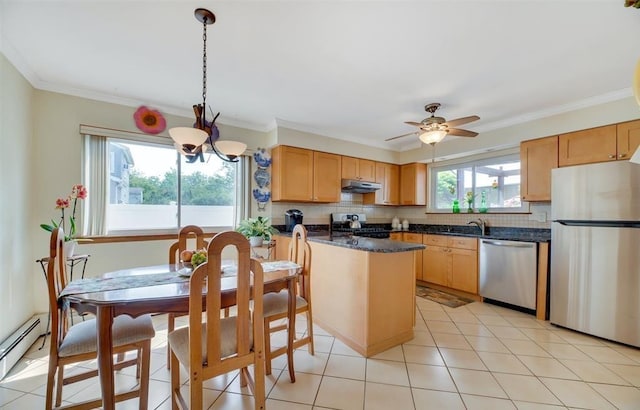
[424,211,532,215]
[82,231,222,244]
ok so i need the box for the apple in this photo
[180,250,194,263]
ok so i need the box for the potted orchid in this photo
[40,184,88,256]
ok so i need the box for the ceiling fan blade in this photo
[385,131,417,142]
[447,128,478,138]
[404,121,425,128]
[444,115,480,128]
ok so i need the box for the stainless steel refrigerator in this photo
[551,161,640,347]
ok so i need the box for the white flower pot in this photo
[64,240,77,257]
[249,236,263,247]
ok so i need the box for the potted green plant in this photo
[236,216,279,247]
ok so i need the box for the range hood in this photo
[341,179,381,193]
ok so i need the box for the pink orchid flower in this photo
[55,198,70,209]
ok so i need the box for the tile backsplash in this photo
[270,193,551,229]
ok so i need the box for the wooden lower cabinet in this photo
[449,248,478,294]
[389,232,403,241]
[402,233,423,281]
[422,234,478,294]
[274,235,291,261]
[422,245,449,286]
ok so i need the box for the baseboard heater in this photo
[0,316,41,380]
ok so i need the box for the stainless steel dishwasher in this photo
[479,239,537,310]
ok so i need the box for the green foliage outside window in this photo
[128,162,235,206]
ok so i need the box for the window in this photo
[84,131,247,236]
[429,154,522,212]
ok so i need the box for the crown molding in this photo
[474,88,633,133]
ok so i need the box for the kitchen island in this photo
[277,234,425,357]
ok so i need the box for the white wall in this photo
[0,53,36,343]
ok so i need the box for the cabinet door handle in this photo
[608,154,616,159]
[619,153,626,158]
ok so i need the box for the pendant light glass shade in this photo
[215,140,247,160]
[168,127,209,148]
[419,129,447,145]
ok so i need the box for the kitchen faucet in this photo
[468,218,486,236]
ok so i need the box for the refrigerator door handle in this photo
[554,220,640,228]
[481,240,535,248]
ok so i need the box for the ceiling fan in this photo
[386,103,480,145]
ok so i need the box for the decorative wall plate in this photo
[253,188,271,203]
[253,148,272,168]
[254,168,270,188]
[133,106,166,134]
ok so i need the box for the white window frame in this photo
[428,153,526,213]
[81,125,248,237]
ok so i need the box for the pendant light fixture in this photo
[168,8,246,163]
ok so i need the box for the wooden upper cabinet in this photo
[558,125,617,167]
[342,157,376,182]
[271,146,341,203]
[617,119,640,161]
[363,162,399,205]
[313,151,342,202]
[387,164,400,205]
[400,163,427,205]
[271,145,314,201]
[520,136,558,202]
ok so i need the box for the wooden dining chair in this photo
[263,223,314,379]
[44,227,155,410]
[166,225,209,368]
[167,231,266,410]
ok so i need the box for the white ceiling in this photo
[2,1,639,151]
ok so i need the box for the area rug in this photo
[416,285,474,308]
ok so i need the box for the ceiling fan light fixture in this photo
[419,129,448,145]
[168,8,246,164]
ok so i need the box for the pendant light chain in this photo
[201,15,208,125]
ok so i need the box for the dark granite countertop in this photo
[306,235,425,253]
[391,225,551,243]
[275,224,550,243]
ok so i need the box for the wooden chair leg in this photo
[135,347,142,379]
[190,375,203,410]
[306,309,315,355]
[263,317,273,375]
[45,359,56,410]
[55,364,64,407]
[138,340,151,410]
[167,313,175,370]
[170,349,180,410]
[253,349,266,410]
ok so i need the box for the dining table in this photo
[59,259,301,410]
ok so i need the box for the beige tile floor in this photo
[2,298,640,409]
